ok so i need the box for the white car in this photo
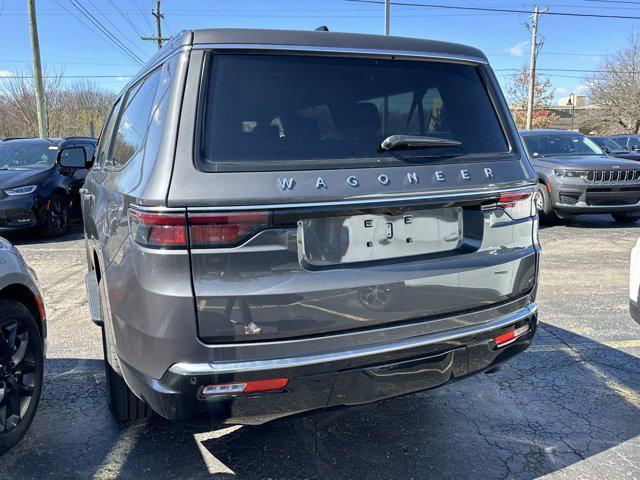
[630,237,640,324]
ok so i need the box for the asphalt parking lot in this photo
[1,216,639,480]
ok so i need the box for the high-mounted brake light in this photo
[188,211,271,248]
[494,324,530,348]
[200,378,288,397]
[128,209,187,248]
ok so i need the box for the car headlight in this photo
[553,169,588,178]
[4,185,37,196]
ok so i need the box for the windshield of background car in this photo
[594,137,625,151]
[522,134,604,158]
[0,143,57,170]
[198,53,511,172]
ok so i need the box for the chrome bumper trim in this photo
[169,303,537,375]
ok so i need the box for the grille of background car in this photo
[586,170,640,182]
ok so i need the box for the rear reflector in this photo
[494,324,530,348]
[200,378,288,397]
[188,211,271,248]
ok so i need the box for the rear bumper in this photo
[120,303,537,426]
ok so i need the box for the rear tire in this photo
[534,183,558,224]
[99,282,152,423]
[0,300,44,454]
[611,213,640,223]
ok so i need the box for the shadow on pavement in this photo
[2,323,639,479]
[0,225,84,247]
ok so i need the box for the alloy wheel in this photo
[0,318,36,434]
[49,198,69,236]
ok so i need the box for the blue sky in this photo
[0,0,637,103]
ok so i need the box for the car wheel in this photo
[42,194,70,238]
[611,213,640,223]
[99,283,152,423]
[0,300,44,454]
[534,183,558,224]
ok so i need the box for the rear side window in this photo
[198,54,510,172]
[107,69,161,169]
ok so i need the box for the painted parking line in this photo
[530,339,640,352]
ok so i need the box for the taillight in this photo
[129,208,272,249]
[128,209,187,248]
[496,190,534,220]
[188,211,271,248]
[199,378,288,397]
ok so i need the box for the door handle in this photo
[79,188,94,204]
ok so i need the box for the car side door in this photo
[81,98,123,259]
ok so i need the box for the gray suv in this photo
[521,129,640,223]
[81,29,540,425]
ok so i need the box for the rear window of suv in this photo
[197,53,510,172]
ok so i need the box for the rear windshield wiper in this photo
[379,135,462,152]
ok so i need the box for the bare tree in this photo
[0,68,116,139]
[582,33,640,134]
[507,64,558,129]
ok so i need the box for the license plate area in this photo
[298,207,463,267]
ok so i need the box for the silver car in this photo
[76,29,540,425]
[0,237,45,453]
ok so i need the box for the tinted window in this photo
[523,134,604,157]
[95,97,122,171]
[592,137,624,151]
[199,54,510,172]
[0,142,58,170]
[628,137,640,149]
[108,70,161,169]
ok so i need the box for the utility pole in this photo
[525,5,547,130]
[385,0,390,35]
[141,0,170,50]
[27,0,48,138]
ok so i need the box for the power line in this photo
[345,0,640,19]
[85,0,148,57]
[105,0,145,37]
[53,0,144,65]
[65,0,145,65]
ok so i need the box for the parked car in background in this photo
[0,137,96,237]
[521,129,640,223]
[81,29,539,426]
[590,136,640,160]
[609,134,640,153]
[0,237,45,454]
[630,236,640,325]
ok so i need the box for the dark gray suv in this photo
[521,129,640,223]
[81,29,540,425]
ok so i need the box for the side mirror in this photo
[58,147,88,169]
[603,147,610,154]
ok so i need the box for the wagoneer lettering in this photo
[81,28,539,426]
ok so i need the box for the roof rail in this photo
[1,137,26,142]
